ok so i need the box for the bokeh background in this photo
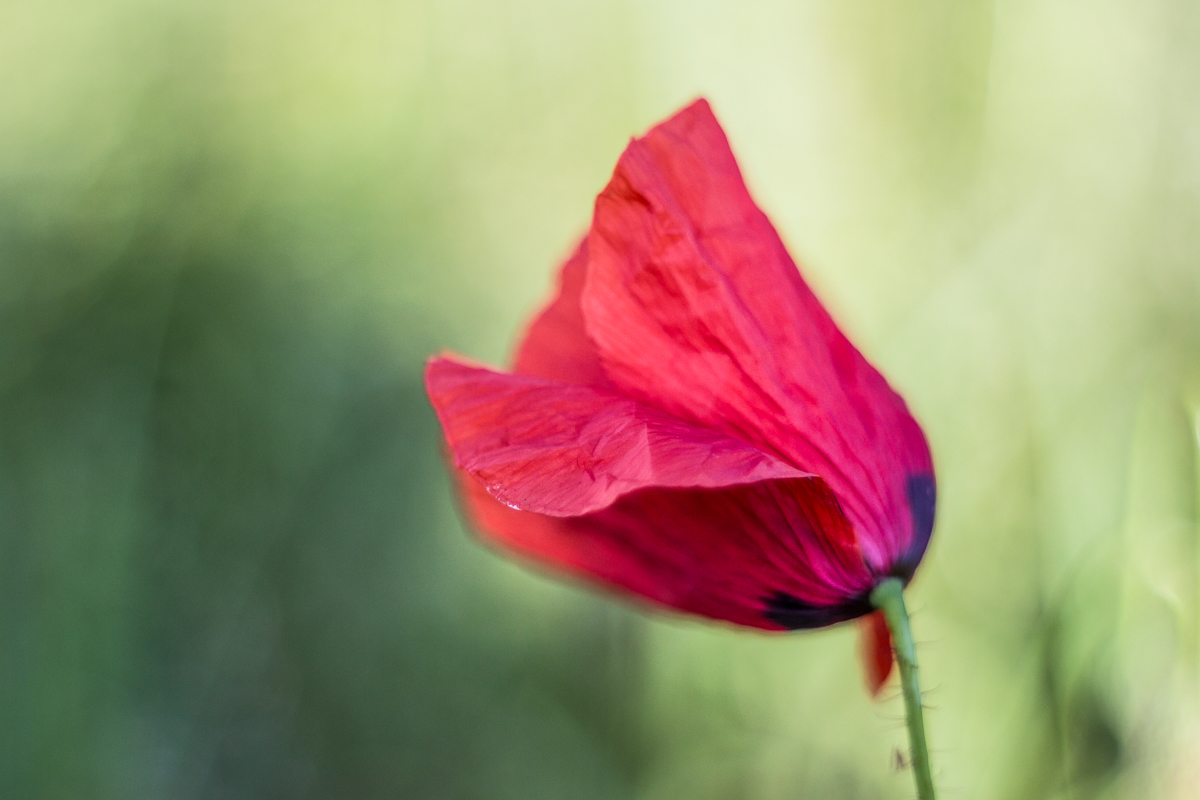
[2,1,1199,798]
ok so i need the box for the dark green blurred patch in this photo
[0,237,649,798]
[0,37,646,790]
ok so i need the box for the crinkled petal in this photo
[428,355,807,515]
[426,355,877,615]
[582,99,934,573]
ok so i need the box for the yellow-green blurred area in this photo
[3,1,1199,798]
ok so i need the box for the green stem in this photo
[870,577,935,800]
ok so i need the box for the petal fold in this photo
[427,355,808,516]
[426,355,878,620]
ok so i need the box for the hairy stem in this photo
[870,577,935,799]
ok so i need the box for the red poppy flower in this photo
[426,99,935,691]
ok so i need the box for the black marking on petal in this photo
[893,472,936,581]
[762,591,873,630]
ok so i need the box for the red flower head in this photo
[426,99,935,691]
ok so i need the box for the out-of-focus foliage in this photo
[2,1,1198,798]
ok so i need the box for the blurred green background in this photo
[2,1,1199,798]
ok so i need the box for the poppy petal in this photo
[859,610,895,695]
[456,465,875,629]
[582,99,933,573]
[427,355,878,617]
[427,355,810,516]
[511,238,612,389]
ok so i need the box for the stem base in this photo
[870,578,935,799]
